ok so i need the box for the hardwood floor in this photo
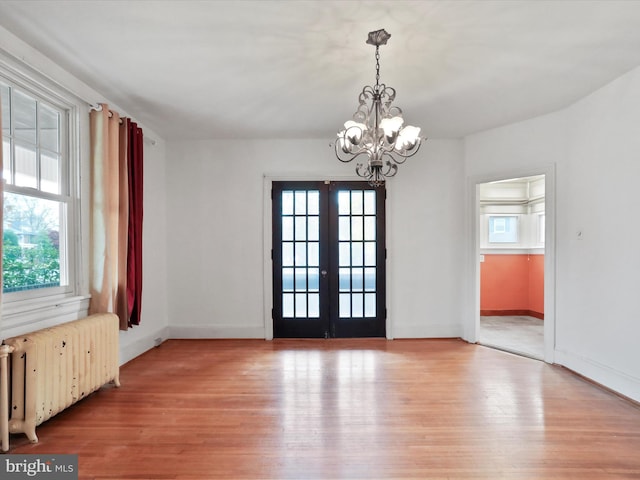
[7,339,640,479]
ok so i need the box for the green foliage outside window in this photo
[3,230,60,292]
[2,193,61,293]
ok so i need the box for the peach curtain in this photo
[89,104,129,329]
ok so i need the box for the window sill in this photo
[1,294,91,339]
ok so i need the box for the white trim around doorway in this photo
[464,164,556,364]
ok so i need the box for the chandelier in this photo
[334,29,424,187]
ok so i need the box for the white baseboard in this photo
[555,349,640,403]
[169,325,266,339]
[119,326,170,366]
[392,322,463,339]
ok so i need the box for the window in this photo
[488,215,518,243]
[1,78,76,301]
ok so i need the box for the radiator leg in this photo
[0,344,15,452]
[24,425,38,444]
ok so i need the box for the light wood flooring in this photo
[7,339,640,479]
[480,315,544,360]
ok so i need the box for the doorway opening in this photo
[477,175,545,360]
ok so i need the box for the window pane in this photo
[352,293,364,317]
[339,268,350,291]
[282,217,293,241]
[14,142,37,188]
[308,268,319,291]
[364,268,376,291]
[295,293,307,317]
[364,242,376,266]
[40,152,60,194]
[307,242,319,266]
[307,191,319,215]
[339,217,350,241]
[282,191,293,215]
[308,216,319,241]
[282,268,294,291]
[13,90,36,144]
[365,293,376,317]
[488,216,518,243]
[351,217,363,241]
[308,293,319,318]
[282,242,294,266]
[338,191,350,215]
[352,267,363,291]
[3,192,64,292]
[339,293,351,318]
[295,268,306,291]
[364,216,376,240]
[283,293,294,317]
[294,191,306,215]
[294,242,306,265]
[339,242,350,266]
[39,103,59,152]
[351,191,363,215]
[351,242,363,266]
[295,216,306,241]
[364,191,375,215]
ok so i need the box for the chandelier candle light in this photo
[334,29,424,187]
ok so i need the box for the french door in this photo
[272,181,386,338]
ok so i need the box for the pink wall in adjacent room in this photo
[528,254,545,315]
[480,254,544,317]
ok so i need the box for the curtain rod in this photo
[89,103,157,146]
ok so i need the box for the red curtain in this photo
[126,121,144,326]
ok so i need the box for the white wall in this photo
[0,26,170,365]
[166,138,465,339]
[464,65,640,402]
[388,140,466,338]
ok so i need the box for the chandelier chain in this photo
[375,45,380,87]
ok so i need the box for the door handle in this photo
[321,270,328,277]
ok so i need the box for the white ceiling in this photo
[1,0,640,141]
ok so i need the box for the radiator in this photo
[2,313,120,446]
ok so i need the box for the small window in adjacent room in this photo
[488,215,518,243]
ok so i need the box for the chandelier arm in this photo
[382,161,398,178]
[334,142,376,164]
[394,140,425,160]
